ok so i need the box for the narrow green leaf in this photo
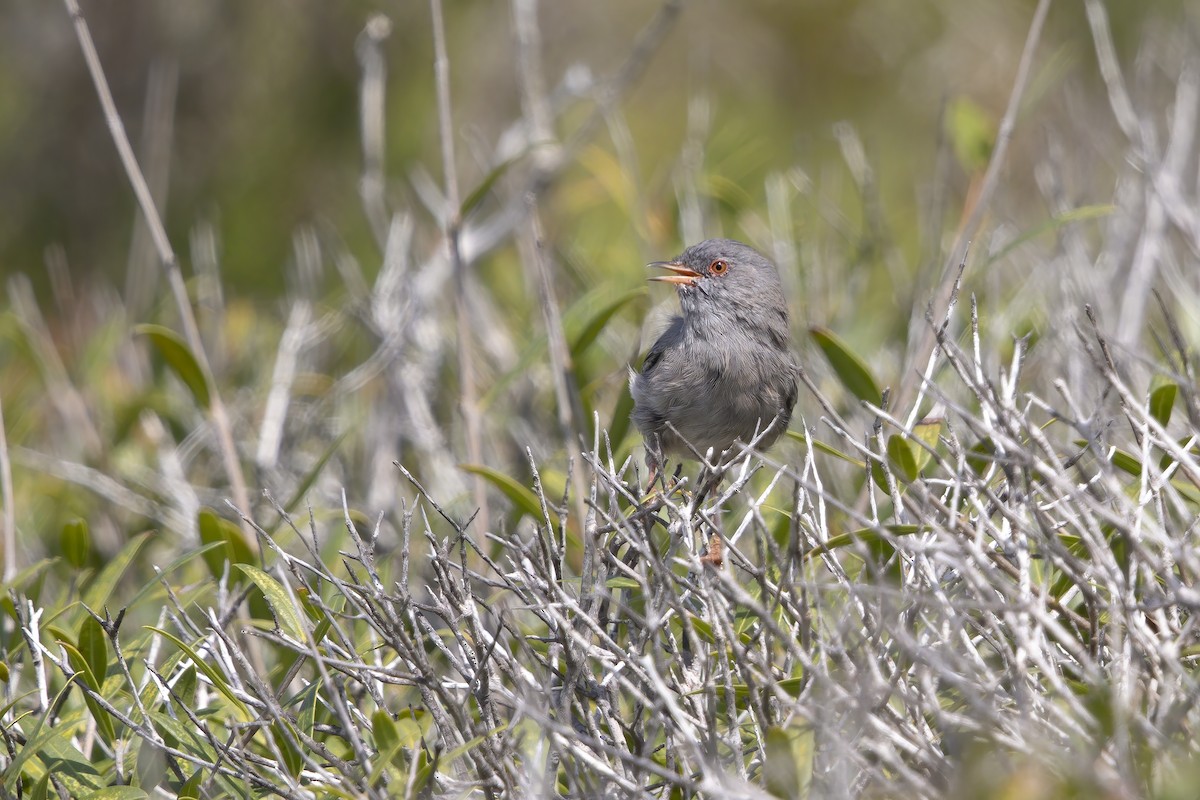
[803,525,922,562]
[57,640,117,745]
[1149,377,1177,428]
[90,785,150,799]
[197,509,255,585]
[809,327,881,405]
[570,288,645,358]
[461,154,521,219]
[367,710,411,785]
[77,615,108,694]
[292,680,320,744]
[3,677,79,791]
[144,627,249,716]
[83,531,152,615]
[967,438,997,476]
[886,434,919,483]
[126,541,226,609]
[134,324,211,409]
[60,518,90,569]
[459,464,558,526]
[911,417,942,473]
[178,771,203,800]
[373,710,400,753]
[271,719,304,779]
[234,565,306,641]
[606,577,641,590]
[947,96,995,172]
[986,204,1114,267]
[785,430,866,468]
[283,431,347,514]
[764,726,802,800]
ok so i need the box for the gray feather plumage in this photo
[631,239,799,469]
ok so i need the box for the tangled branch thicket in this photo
[4,1,1200,798]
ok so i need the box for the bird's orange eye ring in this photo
[710,259,729,275]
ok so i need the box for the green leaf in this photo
[911,417,942,473]
[57,639,117,746]
[803,524,922,562]
[178,771,203,800]
[570,288,645,358]
[77,615,109,695]
[83,531,152,614]
[234,564,305,641]
[373,709,400,754]
[283,431,347,514]
[125,541,226,610]
[144,627,249,716]
[985,204,1114,267]
[197,509,255,585]
[459,464,559,527]
[60,518,90,569]
[368,710,411,785]
[1149,377,1177,428]
[460,154,521,219]
[785,430,865,468]
[91,785,150,799]
[3,677,78,791]
[967,438,997,476]
[887,434,919,483]
[270,719,304,779]
[134,324,211,409]
[764,726,802,800]
[947,96,995,173]
[606,577,641,590]
[809,327,881,405]
[886,419,942,483]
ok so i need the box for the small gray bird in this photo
[631,239,799,485]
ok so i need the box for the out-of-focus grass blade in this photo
[83,531,152,614]
[283,431,347,515]
[460,154,520,220]
[134,324,211,409]
[569,287,645,358]
[947,96,996,172]
[986,204,1114,267]
[460,464,559,527]
[809,326,881,405]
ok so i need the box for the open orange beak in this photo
[647,261,702,286]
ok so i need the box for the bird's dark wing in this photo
[640,316,684,376]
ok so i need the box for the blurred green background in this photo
[0,0,1186,298]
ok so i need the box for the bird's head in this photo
[648,238,786,318]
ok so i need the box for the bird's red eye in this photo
[710,259,729,275]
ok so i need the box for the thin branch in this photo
[62,0,253,546]
[895,0,1053,418]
